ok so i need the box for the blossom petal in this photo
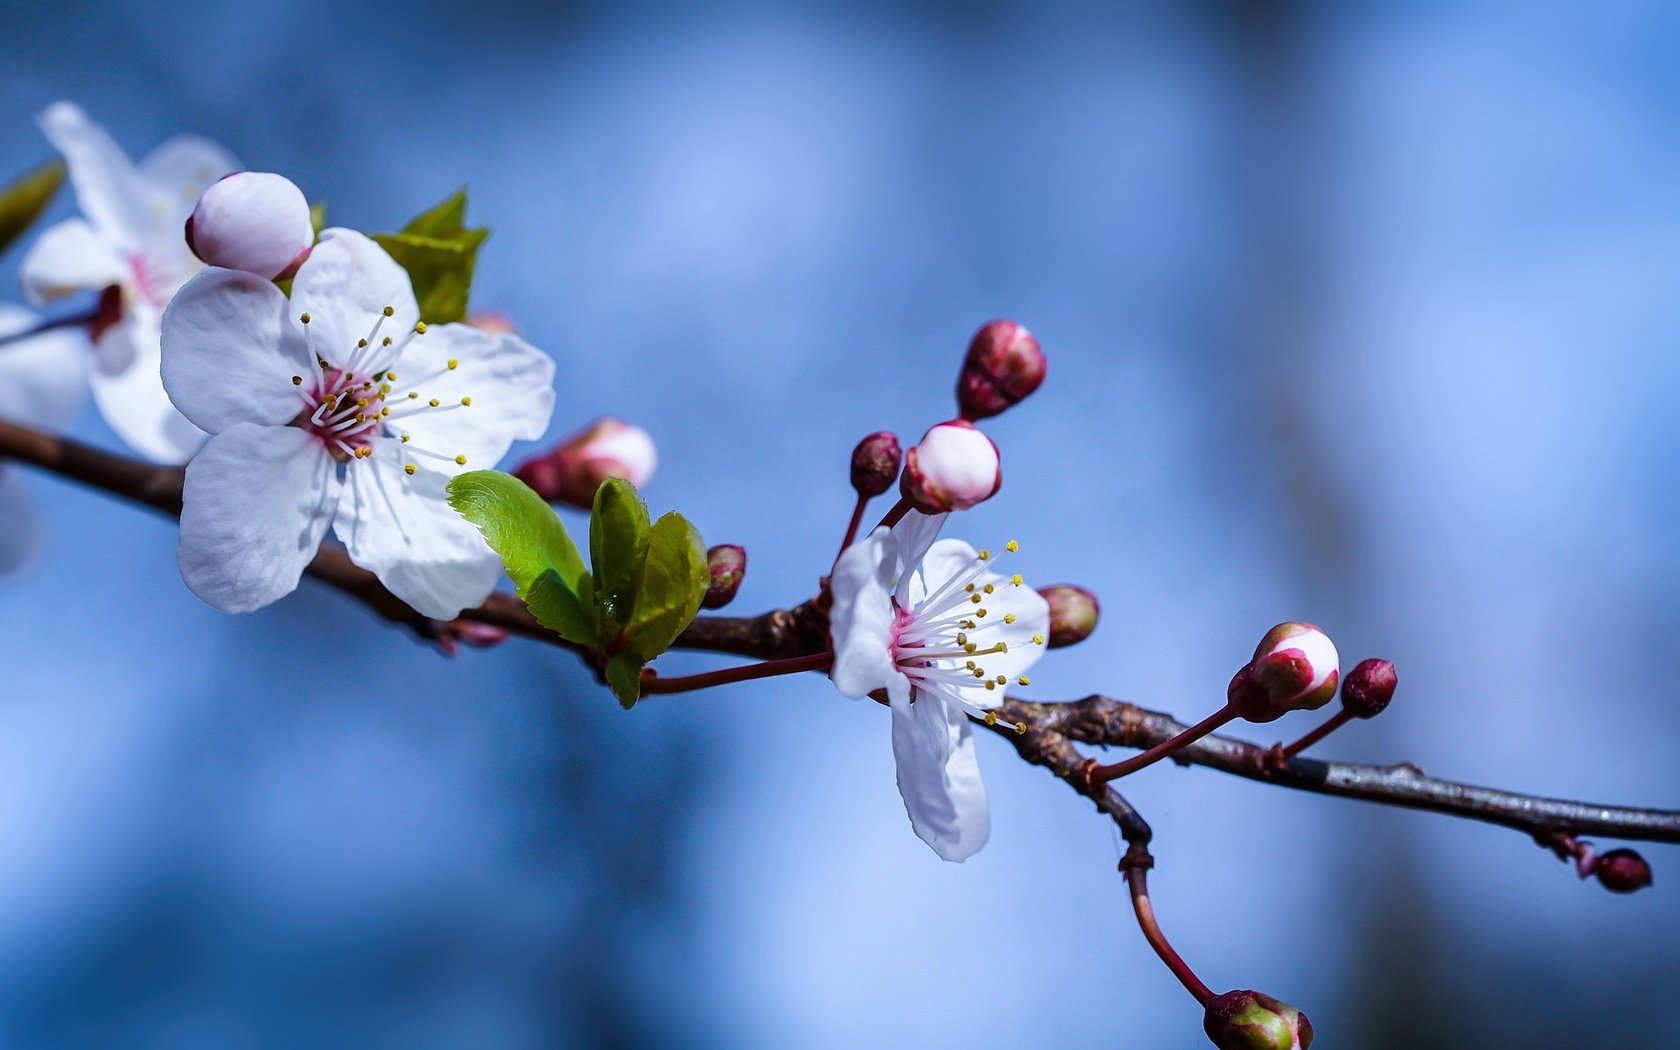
[890,692,991,862]
[138,134,238,227]
[391,324,556,469]
[18,219,127,306]
[291,229,419,374]
[177,423,339,612]
[828,525,899,699]
[0,304,88,431]
[333,446,502,619]
[161,267,311,432]
[891,510,948,586]
[38,101,149,249]
[89,312,206,464]
[903,536,976,608]
[0,470,42,574]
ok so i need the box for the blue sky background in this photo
[1,1,1677,1046]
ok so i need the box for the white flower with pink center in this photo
[161,229,555,618]
[20,101,237,463]
[828,510,1049,861]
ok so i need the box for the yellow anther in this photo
[344,373,355,381]
[387,372,397,381]
[446,359,458,370]
[379,383,391,394]
[356,446,372,459]
[356,397,369,408]
[354,413,366,423]
[460,396,472,406]
[324,394,339,408]
[380,407,390,418]
[291,375,302,386]
[429,398,440,407]
[983,711,998,726]
[972,668,985,678]
[982,583,994,594]
[400,434,410,443]
[961,620,976,630]
[414,322,428,334]
[1017,675,1030,686]
[1004,613,1016,624]
[407,392,419,400]
[996,642,1008,653]
[1006,540,1019,553]
[1032,634,1045,646]
[1011,574,1023,587]
[965,660,976,670]
[970,594,982,605]
[978,549,991,560]
[996,675,1007,685]
[357,338,368,348]
[300,312,311,324]
[454,454,467,466]
[965,643,978,654]
[955,632,967,646]
[965,584,975,593]
[985,680,997,691]
[382,305,394,317]
[1013,721,1027,736]
[975,609,987,618]
[404,464,417,476]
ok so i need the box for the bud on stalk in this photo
[1229,622,1339,723]
[186,172,314,280]
[849,431,902,498]
[900,419,1001,513]
[1593,848,1653,894]
[1340,657,1397,718]
[702,544,747,609]
[1039,584,1099,647]
[956,319,1046,420]
[1203,990,1314,1049]
[514,418,658,509]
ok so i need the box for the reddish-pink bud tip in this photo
[513,418,658,510]
[1230,623,1340,723]
[849,431,902,498]
[702,544,747,610]
[957,319,1047,420]
[1593,848,1653,894]
[1341,658,1397,719]
[900,419,1002,513]
[1203,990,1314,1050]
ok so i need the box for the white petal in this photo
[828,525,899,699]
[161,267,311,432]
[18,219,127,306]
[290,229,418,373]
[891,510,948,588]
[38,102,149,249]
[89,312,207,464]
[177,423,339,612]
[333,447,502,619]
[903,536,976,607]
[138,134,239,227]
[392,324,555,468]
[0,305,89,430]
[890,692,991,862]
[0,470,42,574]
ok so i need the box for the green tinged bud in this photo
[1203,990,1314,1049]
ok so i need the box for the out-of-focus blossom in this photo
[186,172,313,280]
[956,319,1046,420]
[828,511,1048,861]
[20,101,236,463]
[514,417,657,509]
[162,229,555,618]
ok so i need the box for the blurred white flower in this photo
[20,101,236,463]
[162,229,555,618]
[0,304,90,572]
[828,510,1049,861]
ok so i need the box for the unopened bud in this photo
[900,419,1001,513]
[468,311,517,334]
[1594,848,1653,894]
[1230,622,1340,723]
[1341,658,1397,719]
[514,417,658,509]
[850,431,902,498]
[186,172,314,280]
[956,319,1047,420]
[432,620,509,658]
[703,544,746,609]
[1039,584,1099,647]
[1203,990,1314,1050]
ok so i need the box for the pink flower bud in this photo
[850,431,902,498]
[1229,622,1340,723]
[467,312,517,334]
[185,172,314,280]
[1340,658,1397,719]
[702,544,746,609]
[514,418,658,509]
[1039,584,1100,647]
[1203,990,1314,1049]
[956,319,1047,420]
[899,419,1001,513]
[431,620,509,657]
[1593,848,1653,894]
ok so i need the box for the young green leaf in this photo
[589,478,651,632]
[397,188,469,238]
[372,188,488,324]
[526,569,597,645]
[622,511,709,661]
[447,470,588,595]
[308,199,327,237]
[604,651,645,710]
[0,159,65,258]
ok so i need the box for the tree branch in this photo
[5,418,1677,853]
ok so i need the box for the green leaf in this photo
[372,188,489,324]
[0,159,65,258]
[589,478,651,634]
[308,199,327,236]
[447,471,595,643]
[526,569,596,645]
[622,512,709,661]
[604,651,645,709]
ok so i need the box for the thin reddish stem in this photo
[834,494,870,564]
[638,651,834,696]
[1277,707,1354,762]
[875,496,913,531]
[1087,704,1238,784]
[1125,860,1214,1005]
[0,305,100,350]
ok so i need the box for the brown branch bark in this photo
[5,418,1677,852]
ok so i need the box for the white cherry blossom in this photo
[161,229,555,618]
[828,510,1050,861]
[20,101,236,463]
[0,304,90,572]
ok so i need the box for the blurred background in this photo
[1,0,1677,1046]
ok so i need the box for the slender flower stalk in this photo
[1123,854,1213,1005]
[1083,704,1239,787]
[638,652,835,696]
[1272,708,1354,765]
[0,305,102,351]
